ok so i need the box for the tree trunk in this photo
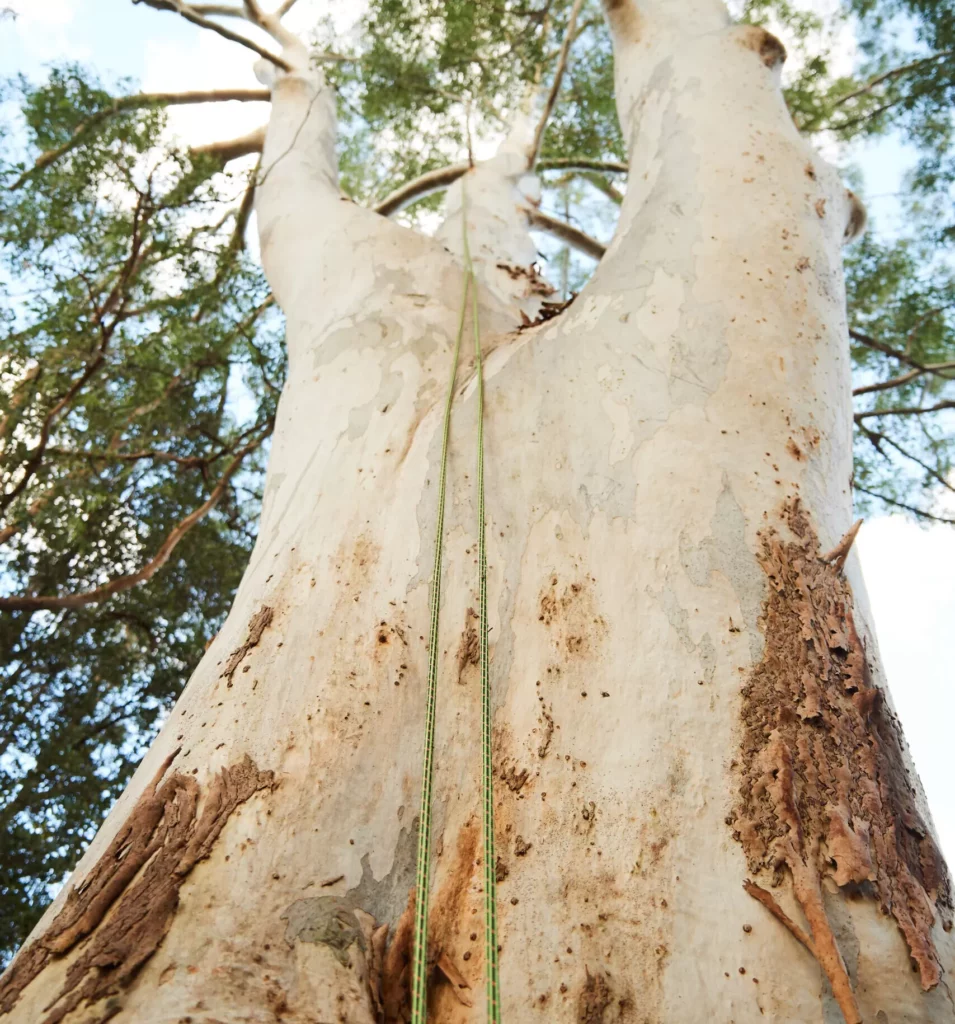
[3,3,953,1023]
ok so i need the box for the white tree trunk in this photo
[3,3,952,1023]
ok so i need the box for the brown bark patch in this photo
[501,763,529,792]
[601,0,642,44]
[578,967,612,1023]
[737,25,787,68]
[456,607,480,684]
[538,704,555,758]
[220,605,274,683]
[0,751,273,1023]
[537,576,607,659]
[732,499,952,1020]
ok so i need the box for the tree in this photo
[1,0,954,1021]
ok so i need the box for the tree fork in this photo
[3,1,953,1023]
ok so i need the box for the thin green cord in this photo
[410,180,501,1024]
[463,186,503,1024]
[409,266,470,1024]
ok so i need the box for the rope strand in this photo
[409,269,469,1024]
[462,186,502,1024]
[410,177,501,1024]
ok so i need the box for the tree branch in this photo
[528,207,606,260]
[859,425,955,496]
[9,89,270,189]
[537,157,629,174]
[0,427,272,613]
[374,162,471,217]
[582,171,623,203]
[854,484,955,524]
[855,423,953,491]
[373,161,610,258]
[849,328,955,384]
[132,0,292,70]
[826,52,954,114]
[528,0,585,168]
[193,125,267,165]
[853,359,955,396]
[854,399,955,421]
[0,196,151,515]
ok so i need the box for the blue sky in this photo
[3,0,954,861]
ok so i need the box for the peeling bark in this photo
[734,498,953,1020]
[0,753,273,1024]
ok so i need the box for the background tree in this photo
[0,0,954,1020]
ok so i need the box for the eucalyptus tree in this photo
[1,0,954,1021]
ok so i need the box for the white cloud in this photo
[6,0,90,64]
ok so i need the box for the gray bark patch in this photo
[282,825,416,964]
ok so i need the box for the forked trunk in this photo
[2,3,952,1023]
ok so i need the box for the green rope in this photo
[462,189,502,1024]
[409,179,501,1024]
[409,263,468,1024]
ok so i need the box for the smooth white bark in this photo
[6,3,953,1023]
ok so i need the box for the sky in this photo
[2,0,954,862]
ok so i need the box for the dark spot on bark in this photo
[501,764,529,792]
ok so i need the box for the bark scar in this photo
[221,605,274,683]
[733,499,952,1024]
[0,751,274,1023]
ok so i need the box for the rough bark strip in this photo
[732,498,953,1019]
[220,605,274,682]
[0,753,274,1023]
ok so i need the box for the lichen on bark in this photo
[732,498,953,1022]
[0,751,273,1024]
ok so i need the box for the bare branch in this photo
[528,207,606,261]
[189,3,246,15]
[537,157,629,174]
[132,0,292,70]
[853,360,955,396]
[374,162,470,217]
[193,125,266,165]
[854,484,955,525]
[275,0,301,12]
[48,447,210,467]
[858,425,955,497]
[826,52,954,114]
[849,328,955,387]
[577,171,623,204]
[9,89,270,189]
[373,157,629,220]
[528,0,585,168]
[854,399,955,422]
[0,427,272,613]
